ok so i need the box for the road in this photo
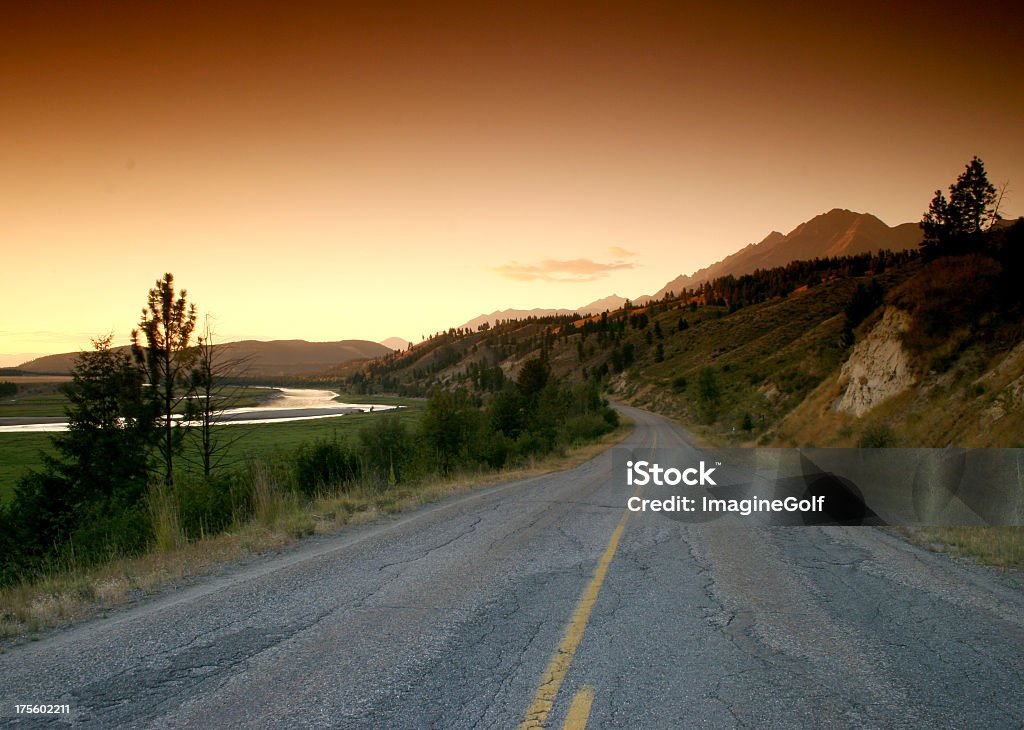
[2,406,1023,728]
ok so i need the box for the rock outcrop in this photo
[835,306,916,417]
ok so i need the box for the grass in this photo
[184,406,424,469]
[0,391,69,418]
[0,434,54,503]
[332,393,425,408]
[0,418,632,642]
[898,526,1024,572]
[0,397,424,504]
[0,384,278,420]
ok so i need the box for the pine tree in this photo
[920,157,999,257]
[132,273,197,484]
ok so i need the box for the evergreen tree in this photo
[920,157,999,257]
[55,335,157,506]
[133,273,197,484]
[0,336,158,579]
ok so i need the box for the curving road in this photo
[2,406,1023,728]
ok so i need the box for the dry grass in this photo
[0,530,255,639]
[899,526,1024,572]
[0,421,633,644]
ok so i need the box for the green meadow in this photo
[0,395,423,504]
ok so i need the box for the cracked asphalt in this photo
[2,406,1023,728]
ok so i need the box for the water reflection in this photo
[0,388,396,433]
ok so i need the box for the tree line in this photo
[0,274,243,582]
[0,271,621,584]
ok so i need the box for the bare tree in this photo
[186,316,253,477]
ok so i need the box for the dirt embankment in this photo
[834,306,916,417]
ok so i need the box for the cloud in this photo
[608,245,636,258]
[493,257,636,283]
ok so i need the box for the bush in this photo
[358,414,416,486]
[858,423,895,448]
[172,473,235,539]
[71,500,153,563]
[564,413,613,443]
[696,368,721,424]
[601,407,620,428]
[294,438,360,495]
[478,431,511,469]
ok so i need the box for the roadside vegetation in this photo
[899,526,1024,573]
[0,392,625,641]
[0,271,623,638]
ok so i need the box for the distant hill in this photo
[380,337,412,351]
[18,339,392,378]
[458,294,629,331]
[649,209,921,300]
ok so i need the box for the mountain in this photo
[457,210,919,331]
[380,337,412,351]
[458,294,629,331]
[17,339,392,378]
[650,209,921,300]
[349,220,1024,448]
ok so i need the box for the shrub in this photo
[601,407,620,429]
[148,483,185,553]
[294,438,361,495]
[172,473,235,539]
[564,413,613,443]
[358,414,416,486]
[696,368,721,424]
[858,423,895,448]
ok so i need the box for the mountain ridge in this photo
[458,294,629,331]
[17,339,392,378]
[458,209,920,330]
[649,208,921,300]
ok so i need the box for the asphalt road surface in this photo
[2,406,1023,728]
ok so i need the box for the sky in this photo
[2,0,1022,364]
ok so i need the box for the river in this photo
[0,388,397,433]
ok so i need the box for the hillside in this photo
[345,220,1024,449]
[18,339,392,378]
[455,209,919,334]
[650,209,921,299]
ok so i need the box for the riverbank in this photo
[0,387,397,432]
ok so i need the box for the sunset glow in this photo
[2,1,1021,363]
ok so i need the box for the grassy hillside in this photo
[345,232,1023,450]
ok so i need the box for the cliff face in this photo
[834,306,916,417]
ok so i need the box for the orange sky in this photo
[2,1,1022,363]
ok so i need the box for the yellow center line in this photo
[562,685,595,729]
[519,433,653,729]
